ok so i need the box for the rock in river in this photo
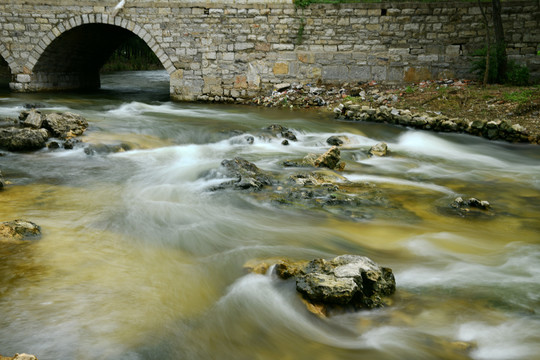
[0,220,41,242]
[314,146,344,170]
[247,255,396,316]
[369,142,388,157]
[218,157,273,190]
[42,112,88,139]
[0,128,49,151]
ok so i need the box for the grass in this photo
[504,89,534,104]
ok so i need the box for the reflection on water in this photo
[1,71,539,360]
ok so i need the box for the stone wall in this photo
[0,0,538,101]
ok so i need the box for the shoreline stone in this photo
[334,104,537,145]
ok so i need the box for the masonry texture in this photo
[0,0,539,101]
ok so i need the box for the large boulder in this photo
[272,255,396,314]
[42,112,88,139]
[218,157,273,190]
[0,220,41,242]
[0,128,49,151]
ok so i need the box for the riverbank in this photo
[247,80,540,145]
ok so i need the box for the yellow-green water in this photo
[1,71,539,360]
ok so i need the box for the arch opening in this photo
[0,56,10,90]
[32,23,165,92]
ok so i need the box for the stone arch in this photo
[21,15,175,91]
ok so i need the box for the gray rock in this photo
[22,109,43,129]
[275,255,396,311]
[219,157,273,191]
[369,142,388,157]
[0,170,4,189]
[275,83,291,92]
[0,128,49,151]
[42,112,88,139]
[0,220,41,242]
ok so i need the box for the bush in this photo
[471,47,530,86]
[506,61,530,86]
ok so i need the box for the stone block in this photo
[273,62,289,75]
[404,66,432,82]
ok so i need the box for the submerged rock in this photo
[0,220,41,242]
[84,143,132,155]
[218,157,273,190]
[248,255,396,316]
[445,196,493,218]
[0,128,49,151]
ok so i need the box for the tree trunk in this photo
[478,0,491,85]
[492,0,507,83]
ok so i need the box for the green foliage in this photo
[503,89,534,104]
[506,61,530,86]
[405,85,416,94]
[101,36,162,73]
[471,47,530,86]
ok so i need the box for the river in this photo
[1,71,539,360]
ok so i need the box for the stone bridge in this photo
[0,0,538,101]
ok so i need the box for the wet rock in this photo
[0,127,49,151]
[314,146,343,170]
[0,220,41,242]
[452,197,490,210]
[0,170,4,190]
[245,135,254,145]
[47,141,60,149]
[218,157,273,191]
[63,138,81,150]
[281,139,289,146]
[272,255,396,314]
[281,130,297,142]
[369,142,388,157]
[326,135,349,146]
[42,112,88,139]
[447,196,493,218]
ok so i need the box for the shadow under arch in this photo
[26,15,174,92]
[0,55,9,89]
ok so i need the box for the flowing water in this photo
[0,71,539,360]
